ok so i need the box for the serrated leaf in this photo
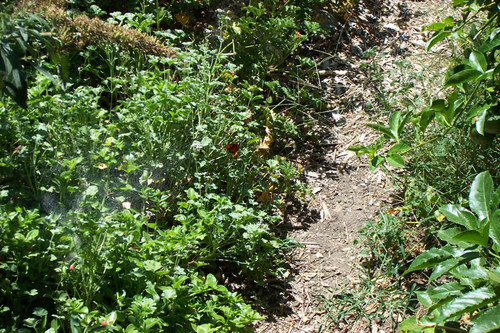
[426,31,452,51]
[469,51,487,73]
[441,286,496,319]
[470,304,500,333]
[438,227,467,245]
[439,204,478,230]
[469,171,493,222]
[486,269,500,285]
[429,258,461,282]
[403,245,458,275]
[428,282,464,303]
[445,69,481,87]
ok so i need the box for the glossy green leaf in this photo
[438,227,468,246]
[470,304,500,333]
[429,258,460,282]
[428,282,464,303]
[486,269,500,285]
[369,155,385,172]
[452,230,489,247]
[475,109,487,135]
[479,34,500,53]
[469,51,487,73]
[439,205,478,230]
[469,171,494,222]
[429,99,447,112]
[387,154,405,168]
[426,31,452,51]
[205,274,217,288]
[419,110,435,132]
[441,286,496,319]
[489,210,500,246]
[388,143,410,154]
[403,245,460,275]
[444,69,481,87]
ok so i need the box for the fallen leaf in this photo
[122,202,131,209]
[257,126,273,156]
[223,144,239,158]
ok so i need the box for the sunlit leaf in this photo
[445,69,481,87]
[441,286,496,319]
[469,171,494,221]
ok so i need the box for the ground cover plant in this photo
[342,0,500,332]
[0,0,352,331]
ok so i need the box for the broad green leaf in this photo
[84,185,98,197]
[142,260,162,272]
[369,155,385,172]
[388,143,410,154]
[194,323,217,333]
[470,304,500,333]
[486,269,500,285]
[453,263,488,289]
[469,51,487,73]
[389,111,402,140]
[445,69,481,87]
[205,273,217,288]
[366,123,394,139]
[25,229,39,242]
[387,154,405,168]
[439,205,478,230]
[403,245,459,275]
[426,31,452,51]
[441,286,496,319]
[0,43,27,108]
[475,109,487,135]
[348,145,371,156]
[438,227,468,245]
[429,258,460,282]
[428,282,464,303]
[399,316,425,333]
[430,99,447,112]
[417,290,434,308]
[479,34,500,53]
[469,171,493,222]
[489,210,500,246]
[419,110,435,132]
[452,230,489,247]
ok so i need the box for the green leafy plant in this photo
[349,0,499,169]
[400,171,500,333]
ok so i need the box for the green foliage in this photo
[350,0,500,169]
[0,9,58,109]
[401,171,500,333]
[0,0,323,329]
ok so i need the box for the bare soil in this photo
[254,0,453,332]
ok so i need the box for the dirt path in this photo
[255,0,451,332]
